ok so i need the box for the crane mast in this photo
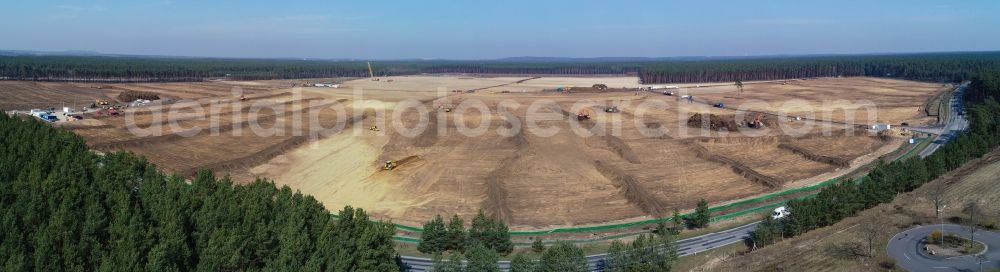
[367,61,378,81]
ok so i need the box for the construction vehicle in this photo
[382,160,397,170]
[604,106,620,113]
[748,113,764,128]
[443,108,452,113]
[662,91,674,96]
[239,95,247,101]
[367,61,379,81]
[592,84,608,90]
[369,125,380,132]
[713,102,725,108]
[95,106,119,116]
[96,99,110,106]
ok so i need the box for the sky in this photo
[3,0,1000,59]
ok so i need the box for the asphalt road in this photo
[919,82,970,158]
[887,224,1000,271]
[399,223,759,271]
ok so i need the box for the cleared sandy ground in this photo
[38,75,943,229]
[686,77,946,126]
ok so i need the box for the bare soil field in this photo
[11,75,942,230]
[0,81,113,110]
[686,77,947,126]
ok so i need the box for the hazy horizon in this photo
[3,0,1000,59]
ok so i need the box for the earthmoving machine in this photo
[367,61,379,81]
[96,99,110,106]
[577,111,591,121]
[592,84,608,90]
[369,125,380,132]
[382,160,397,170]
[239,95,247,101]
[96,106,119,116]
[748,113,764,128]
[604,106,620,113]
[713,102,725,108]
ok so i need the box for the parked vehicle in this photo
[772,206,790,219]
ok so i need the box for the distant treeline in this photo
[2,52,1000,83]
[639,52,1000,83]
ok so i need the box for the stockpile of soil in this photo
[755,114,781,128]
[687,113,782,131]
[116,90,161,102]
[688,113,739,131]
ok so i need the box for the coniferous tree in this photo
[446,215,467,252]
[690,199,711,229]
[419,215,448,254]
[465,242,500,272]
[509,253,536,272]
[538,241,586,272]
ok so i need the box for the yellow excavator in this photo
[368,61,379,81]
[382,160,397,170]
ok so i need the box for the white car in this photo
[772,206,790,219]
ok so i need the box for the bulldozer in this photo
[96,99,110,106]
[604,106,620,113]
[369,125,380,132]
[382,160,397,170]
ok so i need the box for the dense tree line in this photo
[3,52,1000,83]
[0,56,377,81]
[0,113,400,271]
[639,52,1000,83]
[418,210,513,256]
[751,70,1000,247]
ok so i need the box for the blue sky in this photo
[3,0,999,59]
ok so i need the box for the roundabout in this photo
[888,224,1000,271]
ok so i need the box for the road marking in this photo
[904,253,911,260]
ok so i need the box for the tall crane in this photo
[367,61,378,81]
